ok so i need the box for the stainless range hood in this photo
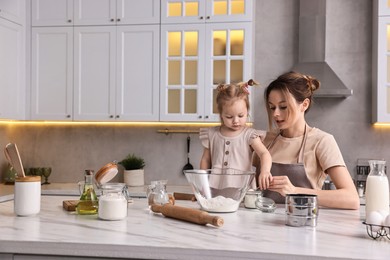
[292,0,353,98]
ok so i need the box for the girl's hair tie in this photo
[241,79,259,94]
[241,82,249,94]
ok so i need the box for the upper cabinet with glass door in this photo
[161,0,253,24]
[373,0,390,123]
[160,0,253,122]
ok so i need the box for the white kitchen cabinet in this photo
[74,0,160,25]
[30,1,160,121]
[160,0,253,122]
[74,25,159,121]
[373,0,390,123]
[31,0,74,26]
[73,26,116,121]
[0,18,25,120]
[116,25,159,121]
[160,21,252,122]
[73,0,115,26]
[161,0,253,24]
[31,27,73,120]
[117,0,160,25]
[31,0,160,26]
[0,0,26,25]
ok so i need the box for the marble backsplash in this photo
[0,124,203,186]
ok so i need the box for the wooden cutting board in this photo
[63,200,79,211]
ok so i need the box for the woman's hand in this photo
[267,167,360,209]
[267,175,297,196]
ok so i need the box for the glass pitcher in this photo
[365,160,389,219]
[147,180,169,207]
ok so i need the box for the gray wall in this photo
[0,0,383,186]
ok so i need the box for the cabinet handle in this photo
[205,115,209,119]
[117,18,121,22]
[67,19,72,23]
[110,18,115,22]
[109,115,114,118]
[206,16,210,19]
[198,115,202,119]
[116,115,120,118]
[199,16,204,20]
[66,115,71,118]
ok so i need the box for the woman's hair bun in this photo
[305,75,320,92]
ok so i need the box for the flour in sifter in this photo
[198,196,239,212]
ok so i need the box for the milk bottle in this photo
[365,160,389,219]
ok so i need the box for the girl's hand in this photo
[258,171,273,190]
[267,175,296,196]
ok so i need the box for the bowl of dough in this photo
[183,169,255,213]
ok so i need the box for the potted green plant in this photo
[119,154,145,186]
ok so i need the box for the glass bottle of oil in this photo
[76,170,98,215]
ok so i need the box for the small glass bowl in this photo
[255,196,276,213]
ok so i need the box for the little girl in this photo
[199,79,273,189]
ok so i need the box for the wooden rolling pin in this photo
[173,192,197,201]
[151,203,224,227]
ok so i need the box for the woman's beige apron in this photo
[263,125,313,203]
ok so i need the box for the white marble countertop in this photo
[0,183,194,198]
[0,187,389,259]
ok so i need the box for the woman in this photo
[254,71,360,209]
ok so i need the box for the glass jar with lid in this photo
[99,183,128,220]
[244,189,262,209]
[93,161,131,220]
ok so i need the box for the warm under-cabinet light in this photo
[0,120,223,128]
[373,123,390,128]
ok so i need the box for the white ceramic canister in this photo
[98,183,128,220]
[14,176,41,216]
[124,169,144,187]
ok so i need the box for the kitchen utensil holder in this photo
[362,222,390,240]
